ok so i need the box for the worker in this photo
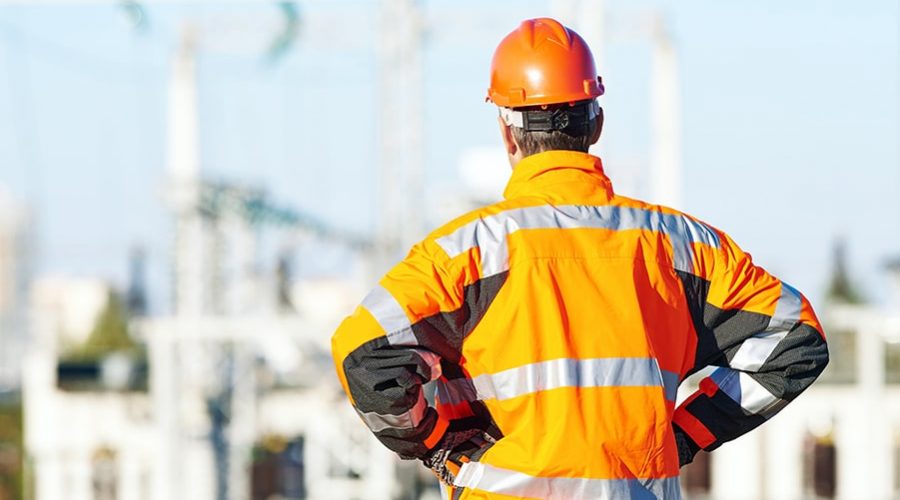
[331,17,828,500]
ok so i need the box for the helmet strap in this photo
[499,100,600,135]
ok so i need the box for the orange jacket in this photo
[331,151,828,499]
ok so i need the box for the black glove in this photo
[421,429,495,485]
[673,423,702,467]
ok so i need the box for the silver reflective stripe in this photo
[434,204,719,278]
[357,390,427,433]
[771,281,803,331]
[729,282,802,372]
[660,369,681,403]
[361,284,417,345]
[453,462,682,500]
[436,358,679,405]
[476,357,668,401]
[710,368,786,417]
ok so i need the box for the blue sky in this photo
[0,0,897,312]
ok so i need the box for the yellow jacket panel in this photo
[331,151,828,499]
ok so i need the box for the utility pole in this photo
[169,26,205,317]
[157,25,203,500]
[377,0,424,274]
[650,14,682,209]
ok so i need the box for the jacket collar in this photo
[503,150,614,202]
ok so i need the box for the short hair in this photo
[509,100,598,157]
[512,124,596,157]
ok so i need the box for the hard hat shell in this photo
[488,18,604,108]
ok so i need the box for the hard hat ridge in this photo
[521,18,573,50]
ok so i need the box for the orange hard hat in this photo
[487,18,604,108]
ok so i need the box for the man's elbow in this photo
[808,322,829,377]
[764,322,829,400]
[794,322,830,391]
[817,330,830,373]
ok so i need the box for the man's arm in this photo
[673,232,829,464]
[331,239,457,459]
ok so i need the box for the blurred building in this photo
[23,27,428,500]
[24,276,154,500]
[0,187,32,392]
[23,273,431,500]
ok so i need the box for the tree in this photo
[825,238,863,305]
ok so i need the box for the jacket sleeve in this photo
[331,239,458,460]
[673,231,829,461]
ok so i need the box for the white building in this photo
[23,275,422,500]
[24,276,152,500]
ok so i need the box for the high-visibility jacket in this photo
[331,150,829,499]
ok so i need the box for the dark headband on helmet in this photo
[499,99,600,135]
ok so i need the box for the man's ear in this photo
[498,115,518,157]
[589,107,604,145]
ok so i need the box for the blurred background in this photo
[0,0,897,499]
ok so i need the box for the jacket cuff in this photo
[673,423,702,467]
[423,415,450,452]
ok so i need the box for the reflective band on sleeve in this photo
[453,462,682,500]
[436,358,678,404]
[360,284,417,345]
[435,204,719,278]
[771,281,803,331]
[710,368,787,417]
[357,390,428,433]
[729,281,802,372]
